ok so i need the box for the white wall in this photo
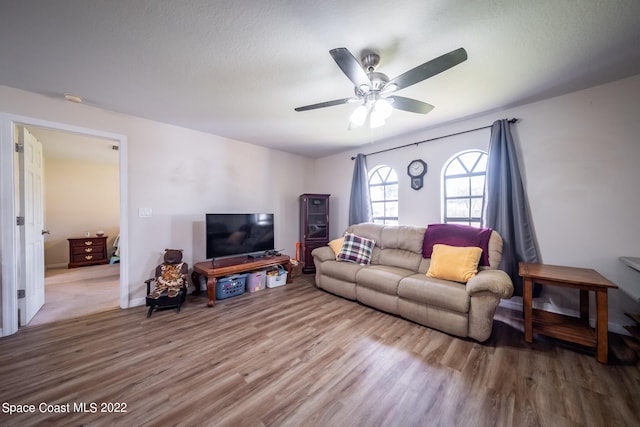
[44,157,120,267]
[312,74,640,330]
[0,85,313,308]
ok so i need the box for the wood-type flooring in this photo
[0,274,638,427]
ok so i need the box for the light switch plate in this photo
[139,207,152,218]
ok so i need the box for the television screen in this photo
[206,213,275,259]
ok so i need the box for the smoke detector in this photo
[64,93,83,103]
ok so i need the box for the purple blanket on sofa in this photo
[422,223,493,266]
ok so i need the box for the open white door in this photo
[17,126,45,325]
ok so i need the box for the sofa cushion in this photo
[337,232,376,265]
[398,274,470,313]
[316,274,357,300]
[422,223,493,266]
[379,225,425,253]
[378,248,423,272]
[417,257,431,275]
[346,223,384,244]
[356,265,414,295]
[321,259,365,283]
[356,286,399,315]
[426,244,482,283]
[483,231,503,269]
[398,298,469,337]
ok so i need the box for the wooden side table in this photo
[519,262,618,364]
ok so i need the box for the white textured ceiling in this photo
[1,1,639,158]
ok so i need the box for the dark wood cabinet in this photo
[300,194,330,273]
[68,236,109,268]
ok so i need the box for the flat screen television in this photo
[206,213,275,260]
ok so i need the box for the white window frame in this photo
[442,150,488,227]
[368,165,399,225]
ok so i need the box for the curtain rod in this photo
[351,118,518,160]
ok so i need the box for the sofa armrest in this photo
[466,269,513,299]
[311,246,336,263]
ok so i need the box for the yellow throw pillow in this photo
[329,237,345,258]
[426,244,483,283]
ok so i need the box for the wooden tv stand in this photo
[192,255,292,307]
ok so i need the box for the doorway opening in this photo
[24,125,121,326]
[0,113,128,336]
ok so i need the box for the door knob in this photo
[41,229,50,235]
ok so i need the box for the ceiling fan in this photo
[294,47,468,128]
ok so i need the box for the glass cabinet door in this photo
[300,194,330,274]
[306,196,328,239]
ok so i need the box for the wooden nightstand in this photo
[68,236,109,268]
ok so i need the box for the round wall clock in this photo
[407,159,427,190]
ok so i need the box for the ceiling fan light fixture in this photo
[350,104,368,127]
[359,84,370,92]
[369,110,386,128]
[374,98,393,119]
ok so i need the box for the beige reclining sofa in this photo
[311,223,514,342]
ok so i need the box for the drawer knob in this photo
[84,255,93,260]
[84,248,93,253]
[84,241,93,246]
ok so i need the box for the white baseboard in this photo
[128,297,145,308]
[498,297,629,336]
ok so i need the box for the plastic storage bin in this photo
[246,270,266,292]
[266,265,287,288]
[215,273,247,300]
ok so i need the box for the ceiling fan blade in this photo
[329,48,371,91]
[294,97,354,112]
[387,96,434,114]
[387,47,467,91]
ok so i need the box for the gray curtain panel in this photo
[349,153,373,225]
[484,119,541,296]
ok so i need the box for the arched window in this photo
[442,150,488,227]
[368,165,398,225]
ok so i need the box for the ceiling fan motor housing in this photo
[361,51,380,72]
[357,51,390,95]
[367,71,389,91]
